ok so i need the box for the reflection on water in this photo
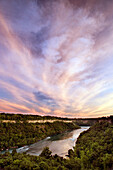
[1,126,89,157]
[25,126,89,158]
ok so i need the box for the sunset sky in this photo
[0,0,113,118]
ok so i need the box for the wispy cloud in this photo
[0,0,113,117]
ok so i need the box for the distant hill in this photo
[0,113,113,126]
[0,112,73,121]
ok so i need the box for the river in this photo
[16,126,89,158]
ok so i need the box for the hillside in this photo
[0,121,79,151]
[0,121,113,169]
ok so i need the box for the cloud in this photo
[34,91,59,108]
[0,0,113,117]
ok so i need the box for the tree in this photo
[68,149,74,158]
[12,149,17,156]
[40,147,52,158]
[39,161,49,170]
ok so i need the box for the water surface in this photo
[22,126,90,157]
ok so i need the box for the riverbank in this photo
[0,121,80,151]
[1,122,113,169]
[25,126,89,158]
[1,126,89,157]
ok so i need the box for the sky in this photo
[0,0,113,118]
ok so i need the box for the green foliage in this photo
[0,151,67,170]
[0,113,73,121]
[68,149,75,158]
[75,121,113,169]
[39,161,49,170]
[40,147,52,158]
[0,121,113,170]
[0,121,79,151]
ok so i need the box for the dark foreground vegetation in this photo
[0,121,79,151]
[74,121,113,169]
[0,121,113,170]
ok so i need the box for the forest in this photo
[1,113,113,126]
[0,113,72,121]
[0,121,113,169]
[0,121,79,151]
